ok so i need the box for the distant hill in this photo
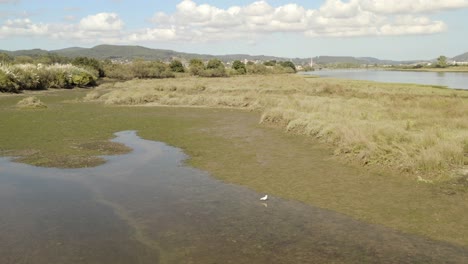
[6,48,50,57]
[314,56,365,64]
[0,44,442,65]
[53,45,194,61]
[52,45,294,63]
[452,52,468,62]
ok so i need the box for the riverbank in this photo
[84,75,468,181]
[1,76,467,247]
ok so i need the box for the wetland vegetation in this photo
[1,72,467,253]
[84,75,468,181]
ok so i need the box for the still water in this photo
[1,131,467,263]
[304,69,468,90]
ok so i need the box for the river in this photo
[303,69,468,90]
[0,131,467,263]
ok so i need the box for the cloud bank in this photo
[1,0,467,44]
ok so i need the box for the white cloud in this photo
[0,0,466,44]
[79,13,124,31]
[130,0,461,42]
[0,13,124,43]
[319,0,360,18]
[379,16,447,35]
[359,0,468,14]
[0,18,48,37]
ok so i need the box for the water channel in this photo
[1,131,467,263]
[303,69,468,90]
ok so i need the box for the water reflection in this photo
[304,69,468,90]
[1,131,467,263]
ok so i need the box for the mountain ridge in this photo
[1,44,467,64]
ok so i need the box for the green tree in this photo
[246,64,268,74]
[202,59,226,77]
[436,55,447,68]
[263,60,276,66]
[0,53,13,64]
[231,60,246,74]
[206,59,224,70]
[279,61,296,72]
[169,59,185,73]
[189,58,204,75]
[72,57,105,77]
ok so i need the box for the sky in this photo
[1,0,468,60]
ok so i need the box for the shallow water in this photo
[1,131,467,263]
[303,69,468,90]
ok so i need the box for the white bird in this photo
[260,195,268,201]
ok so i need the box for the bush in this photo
[198,68,227,77]
[72,57,105,77]
[189,59,205,76]
[170,60,185,73]
[246,64,268,74]
[201,59,226,77]
[102,62,134,80]
[279,61,296,72]
[11,65,42,90]
[232,60,246,74]
[0,68,19,93]
[131,60,174,79]
[0,63,97,91]
[71,71,96,87]
[0,53,13,64]
[206,59,224,70]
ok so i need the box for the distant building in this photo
[451,61,468,65]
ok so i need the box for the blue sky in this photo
[1,0,468,60]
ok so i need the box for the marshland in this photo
[1,54,468,263]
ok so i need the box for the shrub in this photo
[102,62,134,80]
[147,61,175,78]
[11,64,42,90]
[279,61,296,72]
[0,63,97,91]
[232,60,246,75]
[198,68,227,77]
[72,57,105,77]
[0,68,19,93]
[0,53,13,64]
[170,60,185,73]
[71,71,95,87]
[131,60,175,79]
[206,59,224,70]
[246,64,268,74]
[201,59,226,77]
[189,59,205,76]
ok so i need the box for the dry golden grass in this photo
[85,75,468,180]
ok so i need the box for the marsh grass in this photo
[16,96,47,108]
[85,75,468,180]
[2,88,468,247]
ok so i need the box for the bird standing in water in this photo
[260,195,268,201]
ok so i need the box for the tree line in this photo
[1,52,299,92]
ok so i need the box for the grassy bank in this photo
[1,88,468,248]
[84,75,468,181]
